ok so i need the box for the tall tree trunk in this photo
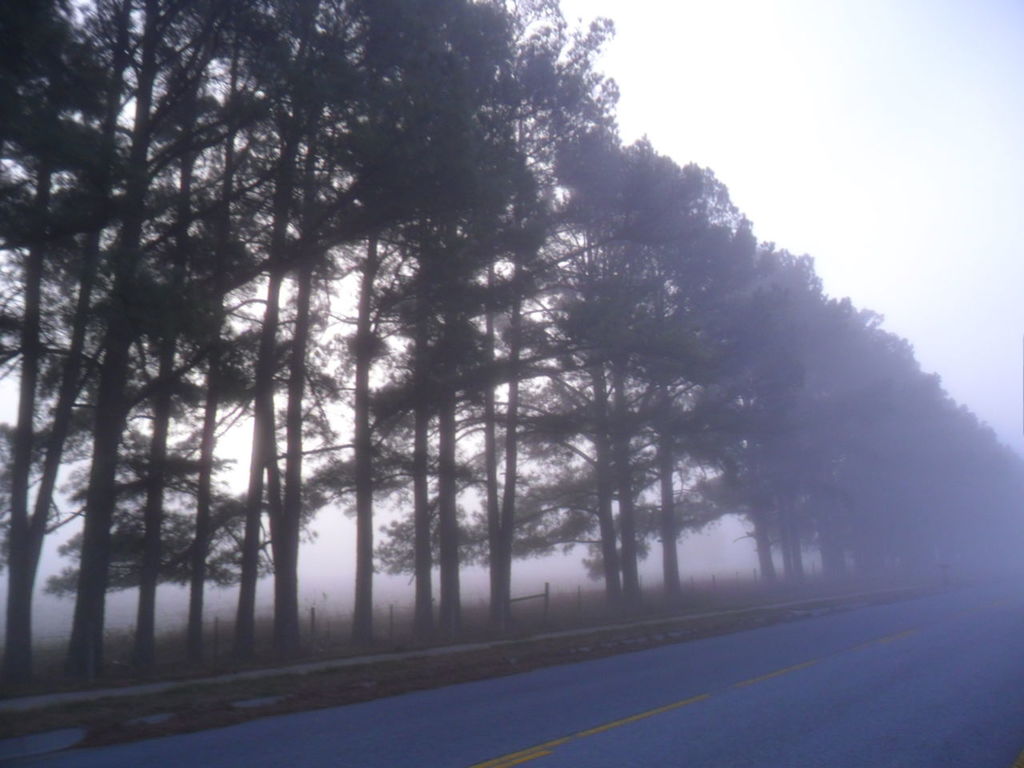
[658,428,681,601]
[750,506,777,584]
[495,294,522,631]
[235,268,282,659]
[790,518,806,580]
[11,0,127,679]
[437,381,460,638]
[3,162,50,684]
[778,498,805,582]
[186,45,238,661]
[133,346,173,670]
[817,508,847,580]
[610,361,641,606]
[6,246,96,680]
[235,105,300,658]
[274,256,313,659]
[412,271,434,639]
[412,394,433,638]
[187,350,220,662]
[134,93,196,670]
[484,267,520,634]
[590,364,621,605]
[484,268,502,631]
[3,25,118,674]
[352,238,380,645]
[271,128,321,660]
[66,0,161,678]
[778,500,795,578]
[66,313,135,679]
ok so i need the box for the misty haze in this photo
[2,0,1023,766]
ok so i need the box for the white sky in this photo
[560,0,1024,454]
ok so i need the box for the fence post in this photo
[543,582,550,624]
[389,604,395,642]
[577,585,583,616]
[310,606,317,640]
[213,616,220,662]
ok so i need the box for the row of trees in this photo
[2,0,1021,684]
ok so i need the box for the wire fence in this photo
[11,568,857,684]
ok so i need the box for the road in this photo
[13,581,1024,767]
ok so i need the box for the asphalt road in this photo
[13,581,1024,767]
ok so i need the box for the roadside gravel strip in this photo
[0,585,933,757]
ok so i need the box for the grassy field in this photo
[0,579,940,746]
[0,574,944,749]
[15,574,886,694]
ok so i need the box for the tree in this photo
[0,0,111,684]
[65,0,234,677]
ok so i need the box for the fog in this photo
[560,0,1024,457]
[4,509,759,643]
[0,376,764,646]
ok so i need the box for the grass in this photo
[0,575,941,747]
[10,575,927,695]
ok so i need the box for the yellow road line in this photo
[574,694,711,737]
[876,629,917,644]
[471,615,962,767]
[850,627,919,651]
[488,748,554,767]
[733,660,819,688]
[469,740,569,768]
[467,694,710,767]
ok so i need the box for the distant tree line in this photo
[2,0,1021,684]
